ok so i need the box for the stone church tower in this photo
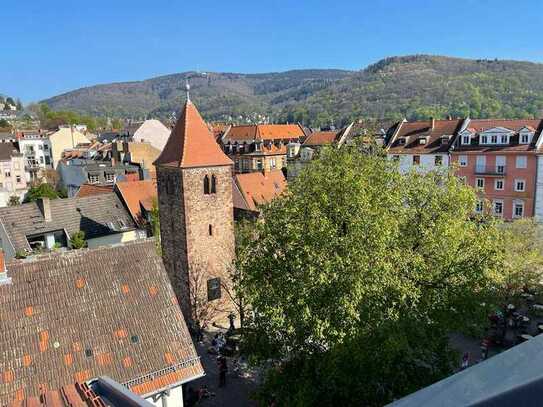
[154,85,235,326]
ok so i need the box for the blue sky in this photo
[3,0,543,102]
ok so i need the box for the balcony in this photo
[475,165,506,176]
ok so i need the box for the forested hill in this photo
[42,55,543,127]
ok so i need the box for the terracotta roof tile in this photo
[75,184,114,198]
[115,180,157,226]
[0,239,203,404]
[302,131,338,146]
[224,124,306,143]
[388,119,463,154]
[234,170,287,211]
[154,101,233,168]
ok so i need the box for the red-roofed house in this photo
[220,124,308,174]
[115,180,158,227]
[287,124,354,180]
[234,170,287,212]
[451,118,543,220]
[386,118,464,173]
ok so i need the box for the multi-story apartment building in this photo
[0,142,27,206]
[386,118,464,173]
[18,131,53,182]
[220,124,307,173]
[451,119,543,220]
[385,117,543,221]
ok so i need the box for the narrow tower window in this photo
[211,175,217,194]
[209,224,213,236]
[203,175,210,195]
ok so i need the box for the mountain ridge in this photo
[42,55,543,127]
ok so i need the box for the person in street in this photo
[218,356,228,387]
[228,313,236,332]
[461,352,470,369]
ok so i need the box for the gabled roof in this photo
[0,193,136,253]
[0,239,203,405]
[223,124,307,143]
[0,142,20,161]
[303,131,337,146]
[454,118,543,153]
[154,101,233,168]
[75,183,114,198]
[234,170,287,211]
[115,180,157,225]
[132,119,171,152]
[387,119,464,154]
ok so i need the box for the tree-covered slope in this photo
[43,55,543,127]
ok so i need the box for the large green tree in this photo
[241,144,503,406]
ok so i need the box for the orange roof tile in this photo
[303,131,338,146]
[224,124,306,143]
[234,170,287,211]
[115,180,157,225]
[154,101,233,168]
[75,184,114,198]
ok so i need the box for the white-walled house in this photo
[18,131,53,182]
[386,118,465,173]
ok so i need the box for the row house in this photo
[287,124,354,181]
[386,117,543,221]
[386,118,464,173]
[220,124,307,173]
[451,119,543,220]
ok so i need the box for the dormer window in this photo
[491,135,498,144]
[397,138,406,145]
[480,135,488,144]
[419,138,427,145]
[520,132,532,144]
[499,134,508,144]
[440,136,450,145]
[461,135,470,145]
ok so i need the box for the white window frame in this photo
[475,199,484,213]
[520,134,530,144]
[516,155,527,169]
[459,155,468,167]
[434,155,443,166]
[462,135,470,145]
[515,179,526,192]
[493,200,504,217]
[499,134,508,144]
[476,178,485,189]
[480,135,488,144]
[491,135,498,144]
[513,201,525,218]
[495,179,504,191]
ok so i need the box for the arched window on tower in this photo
[211,175,217,194]
[203,175,210,195]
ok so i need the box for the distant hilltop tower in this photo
[153,82,235,326]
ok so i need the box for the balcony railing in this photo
[475,165,506,176]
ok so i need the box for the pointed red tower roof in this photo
[154,100,233,168]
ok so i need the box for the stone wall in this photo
[157,164,235,327]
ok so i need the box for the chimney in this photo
[431,117,435,129]
[38,198,52,222]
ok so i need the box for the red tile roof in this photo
[302,131,338,146]
[387,119,463,154]
[7,382,105,407]
[154,101,233,168]
[115,180,157,225]
[75,184,114,198]
[0,239,203,405]
[224,124,306,143]
[234,170,287,211]
[454,118,543,153]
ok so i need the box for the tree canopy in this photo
[240,144,504,406]
[24,183,59,203]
